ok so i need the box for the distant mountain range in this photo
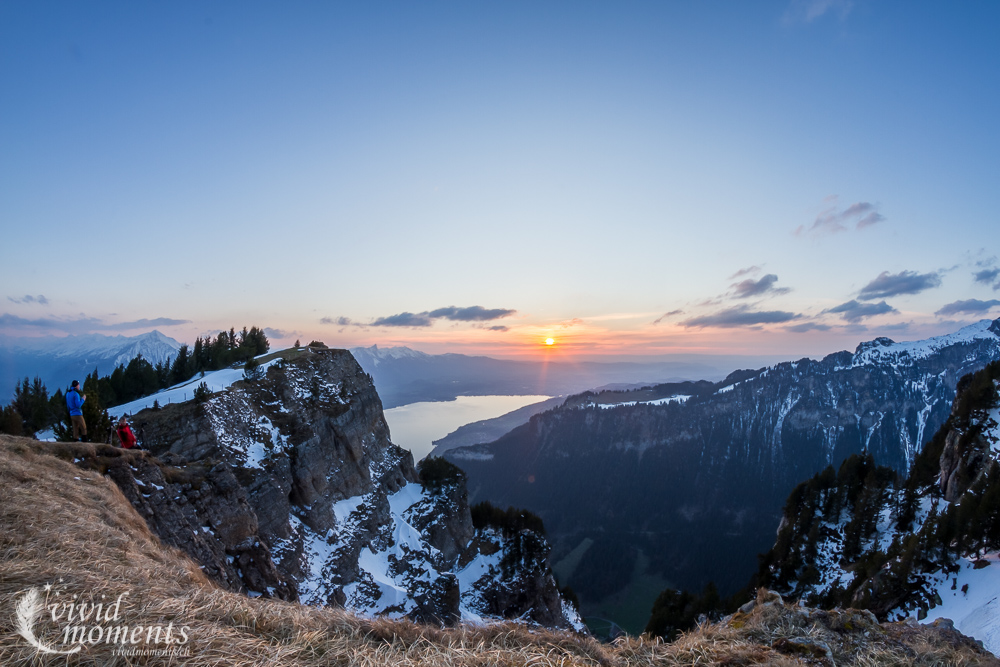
[0,330,181,396]
[349,344,757,409]
[443,319,1000,633]
[0,331,762,410]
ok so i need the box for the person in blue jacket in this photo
[66,380,87,441]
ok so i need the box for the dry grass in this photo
[1,434,997,667]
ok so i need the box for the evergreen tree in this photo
[12,376,56,434]
[0,405,22,436]
[192,337,204,374]
[243,357,263,382]
[193,382,211,403]
[171,344,190,385]
[155,360,171,389]
[211,332,231,368]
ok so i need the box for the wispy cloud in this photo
[794,197,884,236]
[728,266,761,280]
[935,299,1000,317]
[7,294,49,305]
[680,305,799,329]
[973,268,1000,290]
[263,327,299,340]
[825,300,897,322]
[730,274,791,299]
[0,313,189,334]
[652,309,684,325]
[785,322,832,333]
[858,270,941,300]
[110,318,189,330]
[321,316,354,326]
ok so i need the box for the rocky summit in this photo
[70,347,579,629]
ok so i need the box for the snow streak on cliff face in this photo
[445,319,1000,606]
[128,347,577,629]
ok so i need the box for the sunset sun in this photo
[545,338,555,346]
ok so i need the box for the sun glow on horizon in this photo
[544,337,555,346]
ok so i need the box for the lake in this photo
[384,395,551,461]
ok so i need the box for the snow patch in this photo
[448,449,494,462]
[923,553,1000,656]
[589,394,692,409]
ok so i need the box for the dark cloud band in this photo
[825,300,897,322]
[0,313,189,334]
[935,299,1000,317]
[7,294,49,305]
[680,306,798,328]
[328,306,517,329]
[730,273,790,299]
[858,270,941,300]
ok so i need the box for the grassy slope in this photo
[0,434,996,666]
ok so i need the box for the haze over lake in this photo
[384,395,550,461]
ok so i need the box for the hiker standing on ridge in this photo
[66,380,87,441]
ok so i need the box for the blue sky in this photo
[2,1,998,360]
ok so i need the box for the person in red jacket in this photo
[116,416,138,449]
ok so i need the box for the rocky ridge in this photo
[76,347,579,628]
[444,319,1000,611]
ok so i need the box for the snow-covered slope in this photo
[923,553,1000,655]
[349,344,430,368]
[112,354,281,416]
[922,397,1000,652]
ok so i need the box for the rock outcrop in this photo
[937,369,1000,502]
[78,347,578,628]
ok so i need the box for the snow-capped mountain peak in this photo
[0,330,183,393]
[852,319,1000,367]
[349,344,430,368]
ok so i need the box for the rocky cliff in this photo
[758,359,1000,653]
[77,347,578,628]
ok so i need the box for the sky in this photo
[2,0,999,361]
